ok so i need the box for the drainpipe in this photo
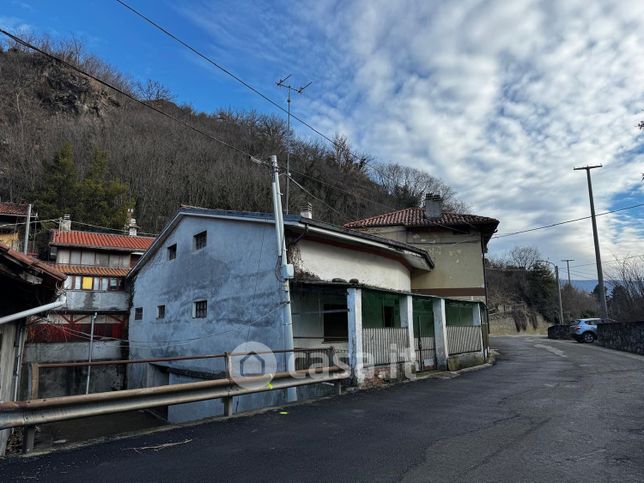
[85,312,97,395]
[0,294,67,326]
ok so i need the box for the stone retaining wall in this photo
[597,321,644,355]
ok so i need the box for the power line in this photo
[492,202,644,239]
[570,254,644,269]
[0,28,270,170]
[114,0,367,169]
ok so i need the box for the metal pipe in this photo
[0,294,66,326]
[85,312,97,395]
[0,370,348,429]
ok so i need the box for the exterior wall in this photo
[0,322,19,455]
[21,341,124,398]
[63,290,129,312]
[292,238,412,291]
[0,231,21,251]
[356,226,486,302]
[128,217,288,422]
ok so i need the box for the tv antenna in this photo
[276,75,312,214]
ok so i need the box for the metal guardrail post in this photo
[223,352,233,417]
[23,363,39,454]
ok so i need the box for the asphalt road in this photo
[2,336,644,482]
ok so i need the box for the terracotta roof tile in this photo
[0,202,30,216]
[51,230,155,251]
[344,207,499,231]
[51,264,130,277]
[0,243,66,281]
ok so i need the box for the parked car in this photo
[570,318,601,343]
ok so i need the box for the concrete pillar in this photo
[399,295,415,367]
[433,298,449,371]
[347,288,364,385]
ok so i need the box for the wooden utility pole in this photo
[561,259,574,286]
[574,165,609,321]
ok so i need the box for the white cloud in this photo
[184,0,644,277]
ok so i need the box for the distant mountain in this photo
[569,280,621,294]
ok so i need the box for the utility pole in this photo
[276,75,311,214]
[270,155,296,402]
[561,259,574,286]
[538,260,565,325]
[23,203,31,254]
[574,165,609,321]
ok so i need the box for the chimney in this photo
[126,208,139,237]
[300,202,313,220]
[424,193,442,220]
[59,214,71,232]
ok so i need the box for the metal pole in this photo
[574,165,609,320]
[270,155,297,402]
[555,266,564,325]
[23,204,31,254]
[561,259,574,286]
[285,88,291,214]
[85,312,97,395]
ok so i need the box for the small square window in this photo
[108,278,122,291]
[167,244,177,260]
[193,300,207,319]
[134,307,143,320]
[157,305,165,319]
[81,276,93,290]
[193,231,207,251]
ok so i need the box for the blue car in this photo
[570,318,600,343]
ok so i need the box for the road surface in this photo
[2,336,644,482]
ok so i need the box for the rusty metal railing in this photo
[11,347,348,454]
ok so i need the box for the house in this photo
[0,202,35,252]
[0,244,66,455]
[344,193,500,303]
[127,206,488,423]
[23,214,155,397]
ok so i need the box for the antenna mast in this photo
[276,75,312,214]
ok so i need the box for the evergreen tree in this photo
[33,142,79,220]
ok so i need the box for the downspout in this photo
[0,293,67,326]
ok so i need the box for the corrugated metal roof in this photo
[51,230,155,251]
[0,202,30,216]
[344,207,499,230]
[51,264,130,277]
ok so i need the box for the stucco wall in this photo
[293,238,412,291]
[355,226,486,302]
[63,290,129,312]
[128,216,289,418]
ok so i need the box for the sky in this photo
[2,0,644,280]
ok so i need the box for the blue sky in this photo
[2,0,644,278]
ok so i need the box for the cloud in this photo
[183,0,644,276]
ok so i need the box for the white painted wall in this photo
[294,239,412,291]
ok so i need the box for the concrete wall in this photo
[22,341,125,398]
[128,216,289,420]
[292,239,412,291]
[0,322,19,455]
[355,226,486,302]
[597,322,644,355]
[63,290,129,312]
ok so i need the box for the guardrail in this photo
[7,347,349,454]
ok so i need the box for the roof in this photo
[129,207,434,278]
[0,201,30,216]
[344,207,499,230]
[0,243,66,281]
[50,264,130,277]
[51,230,155,252]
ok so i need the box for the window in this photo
[323,304,348,342]
[72,276,82,290]
[157,305,166,319]
[81,251,95,266]
[96,253,109,267]
[167,244,177,260]
[193,231,207,251]
[70,250,81,264]
[81,276,93,290]
[383,306,395,328]
[193,300,207,318]
[108,278,123,291]
[134,307,143,320]
[57,249,70,264]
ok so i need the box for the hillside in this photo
[0,39,463,233]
